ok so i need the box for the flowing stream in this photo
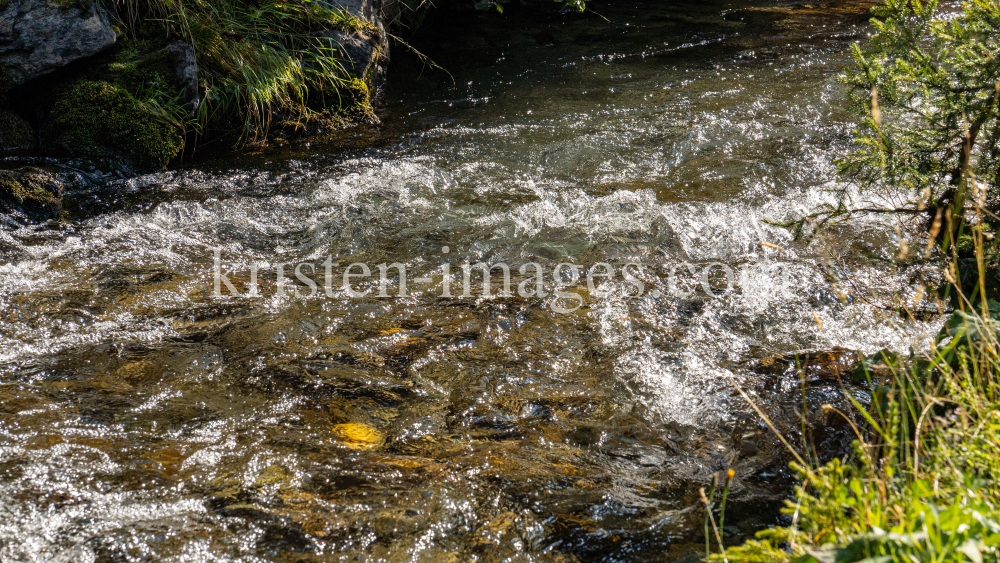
[0,1,939,561]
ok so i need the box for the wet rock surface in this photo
[0,166,62,218]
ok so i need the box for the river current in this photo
[0,0,937,561]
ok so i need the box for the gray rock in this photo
[0,0,117,87]
[160,41,199,115]
[315,30,384,81]
[314,0,388,84]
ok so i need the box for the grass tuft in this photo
[721,0,1000,559]
[721,299,1000,563]
[121,0,382,143]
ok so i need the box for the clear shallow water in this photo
[0,1,938,561]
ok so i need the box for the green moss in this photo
[113,40,145,64]
[0,168,61,217]
[328,11,378,36]
[345,78,370,106]
[318,76,374,119]
[270,73,377,139]
[0,110,34,152]
[36,38,190,168]
[107,38,177,87]
[49,80,183,168]
[133,49,183,88]
[0,174,52,205]
[716,528,794,562]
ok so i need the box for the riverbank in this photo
[713,0,1000,559]
[0,0,609,216]
[714,300,1000,563]
[0,0,388,175]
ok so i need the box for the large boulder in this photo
[45,80,184,169]
[0,0,117,88]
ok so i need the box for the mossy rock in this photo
[0,167,62,218]
[270,76,375,139]
[0,110,34,152]
[313,77,376,121]
[48,80,183,169]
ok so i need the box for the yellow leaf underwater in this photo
[332,423,383,450]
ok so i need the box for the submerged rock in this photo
[331,422,384,450]
[750,347,861,382]
[0,166,62,218]
[0,0,117,87]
